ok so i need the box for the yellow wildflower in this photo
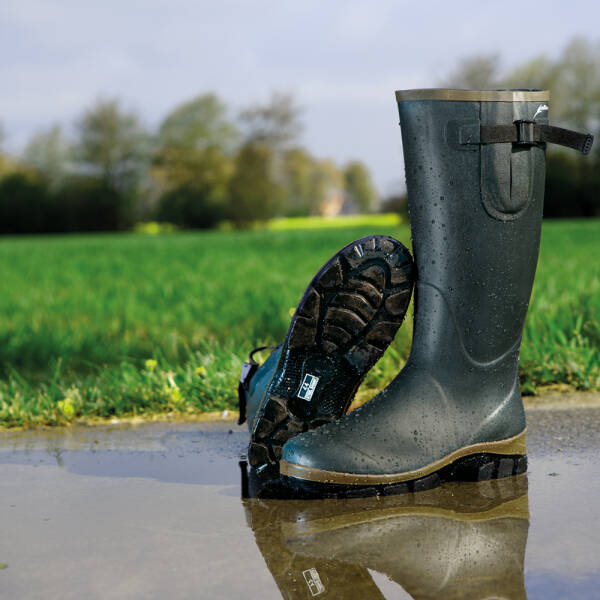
[170,387,182,404]
[58,398,75,418]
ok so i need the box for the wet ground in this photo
[0,407,599,599]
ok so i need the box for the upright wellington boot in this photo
[285,476,530,600]
[240,235,414,472]
[280,88,593,496]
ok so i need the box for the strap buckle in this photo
[514,120,537,146]
[465,120,593,155]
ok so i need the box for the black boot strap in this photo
[479,121,594,154]
[237,345,278,425]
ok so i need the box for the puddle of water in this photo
[0,410,598,599]
[243,470,531,599]
[0,425,245,487]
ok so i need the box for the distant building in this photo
[319,188,360,216]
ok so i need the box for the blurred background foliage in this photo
[0,91,377,234]
[1,37,599,235]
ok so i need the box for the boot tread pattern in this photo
[248,236,414,470]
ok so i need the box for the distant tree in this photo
[23,125,71,190]
[343,161,377,212]
[441,54,501,89]
[230,93,302,222]
[55,177,125,232]
[155,144,232,230]
[0,124,25,179]
[153,94,237,228]
[0,173,49,234]
[156,184,223,229]
[503,55,558,98]
[506,38,600,131]
[158,93,238,158]
[380,193,408,219]
[239,92,302,151]
[0,151,15,179]
[281,147,314,216]
[74,98,150,228]
[75,99,150,193]
[227,142,284,227]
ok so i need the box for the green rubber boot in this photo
[280,89,594,496]
[239,235,414,471]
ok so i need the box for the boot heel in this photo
[249,393,312,469]
[449,453,528,482]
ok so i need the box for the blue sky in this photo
[1,0,598,194]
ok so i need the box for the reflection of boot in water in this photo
[284,476,530,600]
[241,461,385,599]
[243,498,387,599]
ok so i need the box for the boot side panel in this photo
[398,98,544,376]
[406,281,526,443]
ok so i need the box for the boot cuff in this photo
[395,89,550,103]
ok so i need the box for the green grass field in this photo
[0,218,598,427]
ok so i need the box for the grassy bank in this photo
[0,218,598,427]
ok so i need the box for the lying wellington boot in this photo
[284,476,529,600]
[239,235,414,471]
[281,88,594,496]
[241,464,386,599]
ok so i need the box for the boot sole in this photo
[279,431,527,498]
[248,235,415,471]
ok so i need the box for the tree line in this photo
[1,37,599,235]
[0,92,377,234]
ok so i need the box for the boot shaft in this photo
[397,89,548,366]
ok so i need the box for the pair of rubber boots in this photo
[238,88,593,497]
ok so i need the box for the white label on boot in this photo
[303,568,325,596]
[298,374,319,401]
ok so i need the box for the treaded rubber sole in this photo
[280,453,528,499]
[248,235,414,471]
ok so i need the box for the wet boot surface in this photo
[280,89,594,496]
